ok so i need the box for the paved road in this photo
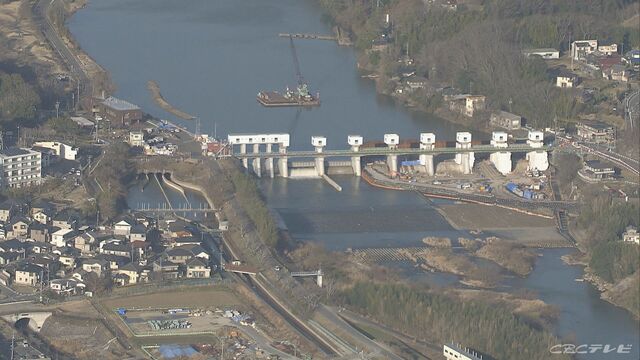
[33,0,92,98]
[316,305,404,360]
[624,90,640,130]
[559,135,640,176]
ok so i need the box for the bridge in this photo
[225,131,550,179]
[2,312,52,332]
[291,269,324,287]
[132,203,217,213]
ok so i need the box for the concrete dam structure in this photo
[225,131,550,179]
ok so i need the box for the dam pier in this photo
[224,130,550,179]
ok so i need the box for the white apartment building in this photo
[0,148,42,189]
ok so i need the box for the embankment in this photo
[147,80,195,120]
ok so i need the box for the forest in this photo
[317,0,638,127]
[340,281,571,360]
[577,193,639,282]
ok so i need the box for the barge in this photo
[257,84,320,107]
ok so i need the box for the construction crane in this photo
[289,35,305,87]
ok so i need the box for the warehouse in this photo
[98,96,143,126]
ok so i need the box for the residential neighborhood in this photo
[0,200,218,297]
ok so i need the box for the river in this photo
[70,0,639,358]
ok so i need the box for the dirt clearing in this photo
[101,286,240,310]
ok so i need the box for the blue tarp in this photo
[505,183,518,192]
[401,160,421,166]
[158,345,197,359]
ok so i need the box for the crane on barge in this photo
[256,35,320,107]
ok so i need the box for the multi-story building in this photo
[576,121,615,143]
[0,148,42,189]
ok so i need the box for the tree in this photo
[0,72,40,126]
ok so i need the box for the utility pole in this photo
[509,97,513,113]
[55,100,60,119]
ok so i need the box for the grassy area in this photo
[100,286,239,310]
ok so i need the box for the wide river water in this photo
[70,0,639,358]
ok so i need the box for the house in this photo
[598,44,618,56]
[113,262,141,285]
[129,224,147,242]
[50,278,85,295]
[522,48,559,59]
[0,201,15,222]
[166,220,193,238]
[32,208,54,225]
[0,224,7,240]
[129,131,144,147]
[186,257,211,278]
[576,121,615,143]
[172,236,201,247]
[464,95,485,117]
[96,254,130,270]
[623,49,640,69]
[29,254,60,274]
[52,211,78,230]
[0,252,22,265]
[51,228,77,247]
[571,40,598,60]
[0,239,30,254]
[10,217,30,239]
[114,219,133,236]
[556,71,578,88]
[603,65,630,82]
[179,244,210,260]
[30,241,53,255]
[582,159,615,180]
[53,247,80,268]
[153,259,180,279]
[14,263,43,286]
[623,226,639,245]
[165,248,193,264]
[74,232,98,254]
[81,258,109,277]
[490,111,522,130]
[28,223,53,243]
[446,94,485,117]
[100,242,130,257]
[598,55,622,72]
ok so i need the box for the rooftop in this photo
[0,147,35,157]
[523,48,559,53]
[579,120,613,130]
[102,96,141,112]
[584,159,615,170]
[70,116,95,127]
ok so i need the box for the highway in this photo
[33,0,92,99]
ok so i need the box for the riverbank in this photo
[0,0,114,102]
[562,248,640,319]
